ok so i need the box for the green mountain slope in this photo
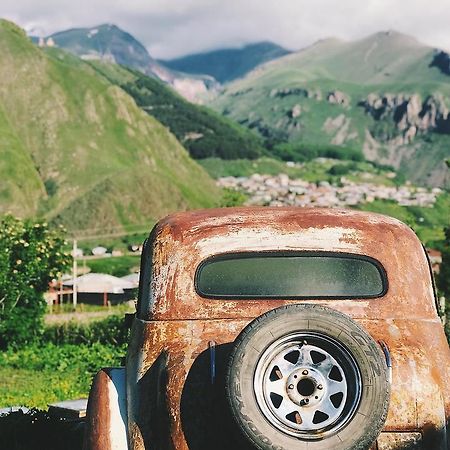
[161,41,291,83]
[0,20,219,232]
[87,61,264,159]
[212,31,450,187]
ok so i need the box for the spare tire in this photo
[225,304,390,450]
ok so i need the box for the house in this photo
[63,273,137,305]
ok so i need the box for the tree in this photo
[0,216,71,348]
[437,227,450,341]
[438,227,450,299]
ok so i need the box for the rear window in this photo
[195,252,387,299]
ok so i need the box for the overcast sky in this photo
[3,0,450,58]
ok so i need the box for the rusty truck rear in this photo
[84,207,450,450]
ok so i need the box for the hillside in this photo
[0,20,219,232]
[35,24,219,102]
[212,31,450,187]
[161,41,291,83]
[87,61,264,159]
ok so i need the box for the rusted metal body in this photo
[84,207,450,450]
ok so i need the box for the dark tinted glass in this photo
[196,253,386,299]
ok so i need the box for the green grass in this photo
[198,157,304,178]
[82,255,141,277]
[46,301,133,315]
[357,193,450,247]
[199,156,398,185]
[0,343,126,408]
[88,62,265,160]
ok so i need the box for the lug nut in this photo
[288,384,294,390]
[317,384,323,390]
[300,398,309,406]
[302,370,308,375]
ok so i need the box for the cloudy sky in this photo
[3,0,450,58]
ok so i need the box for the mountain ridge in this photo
[160,41,291,83]
[212,30,450,187]
[34,23,219,102]
[0,19,219,231]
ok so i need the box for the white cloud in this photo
[2,0,450,58]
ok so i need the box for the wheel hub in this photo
[286,367,327,408]
[254,332,361,439]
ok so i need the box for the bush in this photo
[328,162,359,176]
[42,315,130,346]
[270,142,363,163]
[0,216,71,349]
[220,188,247,207]
[0,341,125,374]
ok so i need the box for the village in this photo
[218,172,442,208]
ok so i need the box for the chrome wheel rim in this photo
[253,332,361,439]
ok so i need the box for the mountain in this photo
[212,31,450,187]
[87,61,264,159]
[36,24,219,102]
[0,20,219,232]
[160,41,291,83]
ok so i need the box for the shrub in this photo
[42,315,130,346]
[0,216,71,349]
[220,188,247,207]
[328,162,359,176]
[271,142,363,163]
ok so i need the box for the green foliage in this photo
[83,255,141,277]
[439,227,450,342]
[199,156,394,185]
[42,314,130,346]
[0,341,125,374]
[0,314,130,408]
[0,342,126,408]
[437,227,450,299]
[43,179,58,197]
[328,162,359,176]
[116,71,264,160]
[271,142,363,163]
[220,188,247,207]
[357,193,449,246]
[0,216,71,348]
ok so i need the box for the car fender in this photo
[83,367,128,450]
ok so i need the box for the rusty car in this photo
[83,207,450,450]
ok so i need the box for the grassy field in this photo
[199,156,399,184]
[81,255,141,277]
[0,314,130,409]
[357,194,450,248]
[0,342,126,408]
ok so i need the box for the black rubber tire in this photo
[225,304,390,450]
